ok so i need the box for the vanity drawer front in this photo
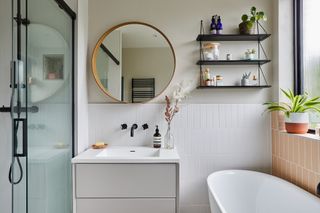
[75,164,176,197]
[76,198,176,213]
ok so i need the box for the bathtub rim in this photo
[207,169,320,213]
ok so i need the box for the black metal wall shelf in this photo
[197,85,272,89]
[197,20,271,88]
[196,34,271,42]
[197,60,271,66]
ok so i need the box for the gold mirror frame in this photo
[91,21,176,103]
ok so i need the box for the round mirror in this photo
[92,22,176,103]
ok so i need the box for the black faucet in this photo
[130,124,138,137]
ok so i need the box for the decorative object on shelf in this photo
[212,43,220,60]
[203,68,211,86]
[245,49,256,60]
[197,20,270,89]
[210,15,217,34]
[164,82,192,149]
[216,16,223,34]
[239,6,267,35]
[264,89,320,134]
[226,53,232,60]
[252,74,258,86]
[216,75,224,86]
[241,72,251,86]
[203,43,214,60]
[202,42,220,60]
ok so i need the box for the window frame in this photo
[293,0,304,95]
[293,0,318,133]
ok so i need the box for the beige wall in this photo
[122,47,174,102]
[88,0,274,104]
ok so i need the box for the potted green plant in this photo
[239,6,267,35]
[264,89,320,134]
[245,49,256,60]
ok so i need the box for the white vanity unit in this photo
[72,146,180,213]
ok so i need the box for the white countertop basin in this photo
[72,146,180,163]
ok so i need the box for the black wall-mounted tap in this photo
[130,124,138,137]
[121,123,127,130]
[142,123,149,130]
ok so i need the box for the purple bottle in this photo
[216,16,223,34]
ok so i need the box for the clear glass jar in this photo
[203,43,220,60]
[212,43,220,60]
[164,123,174,149]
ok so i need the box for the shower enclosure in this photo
[2,0,75,212]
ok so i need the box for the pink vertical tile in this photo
[299,138,306,168]
[302,168,309,191]
[293,137,299,164]
[284,134,289,160]
[279,133,284,158]
[272,130,276,155]
[292,163,297,185]
[288,135,294,162]
[275,131,280,157]
[296,166,303,188]
[308,172,316,194]
[271,111,277,130]
[278,112,286,131]
[312,141,319,172]
[305,139,312,170]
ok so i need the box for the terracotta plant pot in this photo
[285,113,309,134]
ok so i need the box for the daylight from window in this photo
[303,0,320,125]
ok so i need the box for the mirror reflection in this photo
[92,22,175,103]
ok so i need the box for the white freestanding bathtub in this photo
[207,170,320,213]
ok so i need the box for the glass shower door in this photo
[10,0,75,213]
[27,0,74,213]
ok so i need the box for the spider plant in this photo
[264,89,320,117]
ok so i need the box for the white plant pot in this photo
[245,53,255,60]
[284,112,309,134]
[285,112,309,123]
[241,79,250,86]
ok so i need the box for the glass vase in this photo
[164,123,174,149]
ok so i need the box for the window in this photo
[294,0,320,128]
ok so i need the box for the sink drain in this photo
[130,150,136,153]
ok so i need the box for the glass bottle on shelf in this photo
[216,16,223,34]
[210,15,217,34]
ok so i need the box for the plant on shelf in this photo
[245,49,256,60]
[264,89,320,134]
[239,6,267,34]
[241,72,251,86]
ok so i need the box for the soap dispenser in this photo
[153,125,162,148]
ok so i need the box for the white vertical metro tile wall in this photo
[88,103,271,213]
